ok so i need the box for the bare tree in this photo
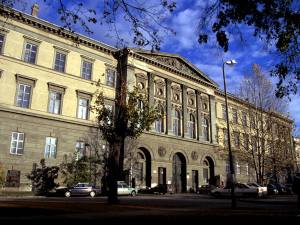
[222,64,294,184]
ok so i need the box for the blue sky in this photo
[15,0,300,135]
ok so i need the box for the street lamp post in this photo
[222,59,237,209]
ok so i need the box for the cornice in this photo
[215,89,293,124]
[0,6,117,55]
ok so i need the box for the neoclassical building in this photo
[0,5,294,191]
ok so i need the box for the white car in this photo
[211,183,263,198]
[117,181,138,196]
[247,183,268,196]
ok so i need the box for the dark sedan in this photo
[55,183,101,197]
[138,184,168,195]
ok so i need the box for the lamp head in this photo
[225,59,237,66]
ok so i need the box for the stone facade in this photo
[0,6,294,192]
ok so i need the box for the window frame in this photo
[53,46,69,73]
[44,137,57,159]
[47,82,66,115]
[76,90,92,120]
[81,56,94,80]
[172,109,181,136]
[187,113,196,139]
[202,117,209,141]
[105,68,116,88]
[10,132,25,155]
[15,74,36,109]
[0,28,9,55]
[75,141,86,160]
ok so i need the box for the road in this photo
[0,194,299,224]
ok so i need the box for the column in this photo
[147,72,154,106]
[166,79,172,135]
[196,90,202,140]
[209,95,217,144]
[182,85,187,137]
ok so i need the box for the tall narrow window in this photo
[187,114,196,139]
[105,104,113,125]
[245,164,249,176]
[54,51,66,72]
[232,109,238,124]
[78,98,89,119]
[81,60,92,80]
[16,84,32,108]
[0,34,4,54]
[10,132,24,155]
[243,133,249,151]
[155,105,164,133]
[234,132,240,148]
[106,68,116,87]
[224,130,228,147]
[75,141,86,160]
[202,117,209,141]
[173,109,181,136]
[226,161,230,173]
[24,42,38,64]
[44,137,57,158]
[48,92,62,114]
[236,162,241,175]
[242,112,247,126]
[222,104,227,120]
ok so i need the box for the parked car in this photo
[196,184,215,194]
[55,183,101,197]
[274,183,287,194]
[138,184,168,195]
[210,183,263,198]
[267,184,279,195]
[117,181,138,196]
[247,183,268,197]
[284,183,293,194]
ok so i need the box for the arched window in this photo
[187,113,196,139]
[173,109,181,136]
[202,117,209,141]
[155,105,164,133]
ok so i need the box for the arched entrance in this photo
[172,152,187,193]
[133,148,151,188]
[203,156,215,185]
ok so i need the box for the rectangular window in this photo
[234,132,240,148]
[222,104,227,121]
[224,130,228,147]
[242,112,247,126]
[250,114,255,129]
[16,83,32,108]
[243,134,249,151]
[81,60,92,80]
[10,132,24,155]
[232,109,238,124]
[54,51,66,72]
[44,137,57,158]
[75,141,86,160]
[106,69,116,87]
[252,136,257,153]
[24,42,38,64]
[245,164,249,176]
[236,162,241,175]
[0,34,4,54]
[226,161,230,173]
[48,92,62,114]
[78,98,89,119]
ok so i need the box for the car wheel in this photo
[65,191,71,198]
[131,191,136,196]
[90,191,96,197]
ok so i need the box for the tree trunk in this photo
[107,142,121,204]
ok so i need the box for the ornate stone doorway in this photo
[133,148,152,188]
[203,156,215,185]
[172,152,187,193]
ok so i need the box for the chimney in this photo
[31,3,39,17]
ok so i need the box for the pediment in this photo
[132,49,218,87]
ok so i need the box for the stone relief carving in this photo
[152,56,196,76]
[191,151,198,161]
[158,146,166,157]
